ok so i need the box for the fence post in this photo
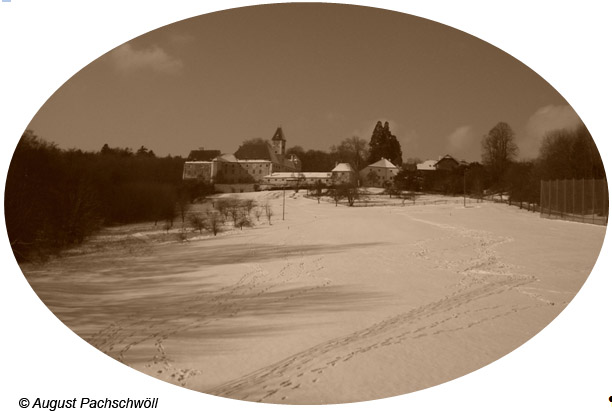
[592,178,596,224]
[572,179,575,219]
[562,179,566,218]
[540,180,543,216]
[555,179,559,218]
[603,179,610,225]
[548,180,552,217]
[582,178,585,223]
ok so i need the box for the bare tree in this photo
[227,199,243,226]
[243,199,256,216]
[215,199,231,222]
[253,206,263,222]
[176,190,191,225]
[481,122,518,188]
[330,188,343,206]
[314,179,324,204]
[264,202,274,225]
[331,136,369,172]
[336,184,359,206]
[205,211,222,236]
[189,213,206,234]
[236,210,253,230]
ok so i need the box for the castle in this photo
[183,127,356,189]
[182,127,301,184]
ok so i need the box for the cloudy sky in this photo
[27,3,581,162]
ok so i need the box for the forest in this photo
[5,131,212,261]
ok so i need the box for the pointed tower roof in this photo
[271,127,286,141]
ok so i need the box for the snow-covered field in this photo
[20,191,606,404]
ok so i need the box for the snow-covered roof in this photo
[367,158,398,169]
[265,172,331,179]
[331,163,355,173]
[235,159,271,163]
[216,153,238,162]
[417,160,437,171]
[435,154,458,166]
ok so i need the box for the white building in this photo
[261,163,356,188]
[359,158,399,187]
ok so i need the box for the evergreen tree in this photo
[367,121,403,166]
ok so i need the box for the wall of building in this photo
[262,174,334,188]
[359,166,398,187]
[436,158,458,171]
[215,161,272,184]
[332,171,356,185]
[183,162,213,181]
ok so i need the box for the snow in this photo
[20,191,606,404]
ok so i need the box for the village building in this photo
[183,127,361,190]
[262,172,333,188]
[182,149,221,180]
[182,127,301,184]
[414,155,482,193]
[416,155,460,173]
[434,154,459,171]
[359,158,399,187]
[331,163,357,185]
[416,159,437,172]
[261,163,356,189]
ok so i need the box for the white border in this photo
[1,1,610,410]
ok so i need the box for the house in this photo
[416,159,437,172]
[262,172,333,188]
[359,158,399,187]
[182,148,221,180]
[261,163,356,189]
[414,155,479,193]
[434,154,459,171]
[331,163,356,185]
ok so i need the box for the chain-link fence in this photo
[540,179,608,225]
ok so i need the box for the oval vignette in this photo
[5,3,608,405]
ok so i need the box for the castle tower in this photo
[271,126,286,156]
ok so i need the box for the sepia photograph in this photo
[1,1,610,410]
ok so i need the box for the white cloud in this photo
[109,43,183,74]
[168,33,195,46]
[444,125,479,161]
[446,125,475,152]
[520,104,582,158]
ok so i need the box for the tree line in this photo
[5,131,212,261]
[479,121,605,206]
[385,121,604,208]
[6,120,605,259]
